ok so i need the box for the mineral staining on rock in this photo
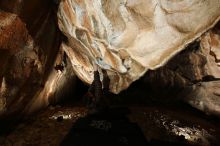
[0,12,30,113]
[0,12,28,51]
[0,0,67,116]
[0,11,43,115]
[58,0,220,93]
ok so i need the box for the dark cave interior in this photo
[0,0,220,146]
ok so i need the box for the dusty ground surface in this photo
[0,105,87,146]
[0,102,219,146]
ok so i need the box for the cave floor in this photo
[0,103,220,146]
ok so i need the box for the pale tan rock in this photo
[142,24,220,116]
[201,29,220,76]
[58,0,220,93]
[184,28,220,117]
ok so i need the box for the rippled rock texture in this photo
[58,0,220,93]
[57,0,220,117]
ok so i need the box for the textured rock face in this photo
[0,1,75,118]
[0,11,45,116]
[0,12,28,51]
[184,27,220,117]
[58,0,220,93]
[0,12,33,114]
[143,23,220,116]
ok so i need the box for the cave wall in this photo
[0,0,69,118]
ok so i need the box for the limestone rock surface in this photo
[143,22,220,117]
[58,0,220,93]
